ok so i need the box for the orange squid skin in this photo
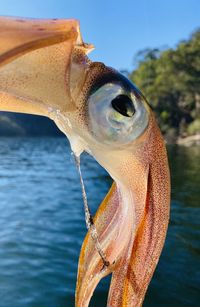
[76,113,170,307]
[110,115,170,307]
[0,16,170,307]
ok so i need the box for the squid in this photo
[0,17,170,306]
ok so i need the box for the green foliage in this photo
[129,29,200,141]
[187,119,200,135]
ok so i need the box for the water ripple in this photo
[0,138,199,306]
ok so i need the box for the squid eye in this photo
[111,94,135,117]
[88,72,149,146]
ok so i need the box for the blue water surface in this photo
[0,138,199,307]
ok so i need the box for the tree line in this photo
[129,29,200,142]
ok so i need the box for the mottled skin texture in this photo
[76,114,170,307]
[109,118,170,306]
[0,17,170,307]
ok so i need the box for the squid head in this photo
[0,17,170,307]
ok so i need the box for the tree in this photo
[129,29,200,141]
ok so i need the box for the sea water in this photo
[0,137,199,307]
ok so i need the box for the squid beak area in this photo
[0,16,92,117]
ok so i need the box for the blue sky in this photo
[1,0,199,70]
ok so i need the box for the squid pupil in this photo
[111,94,135,117]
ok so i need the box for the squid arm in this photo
[76,120,170,306]
[0,16,170,307]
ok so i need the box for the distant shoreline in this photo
[0,133,199,147]
[0,112,199,146]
